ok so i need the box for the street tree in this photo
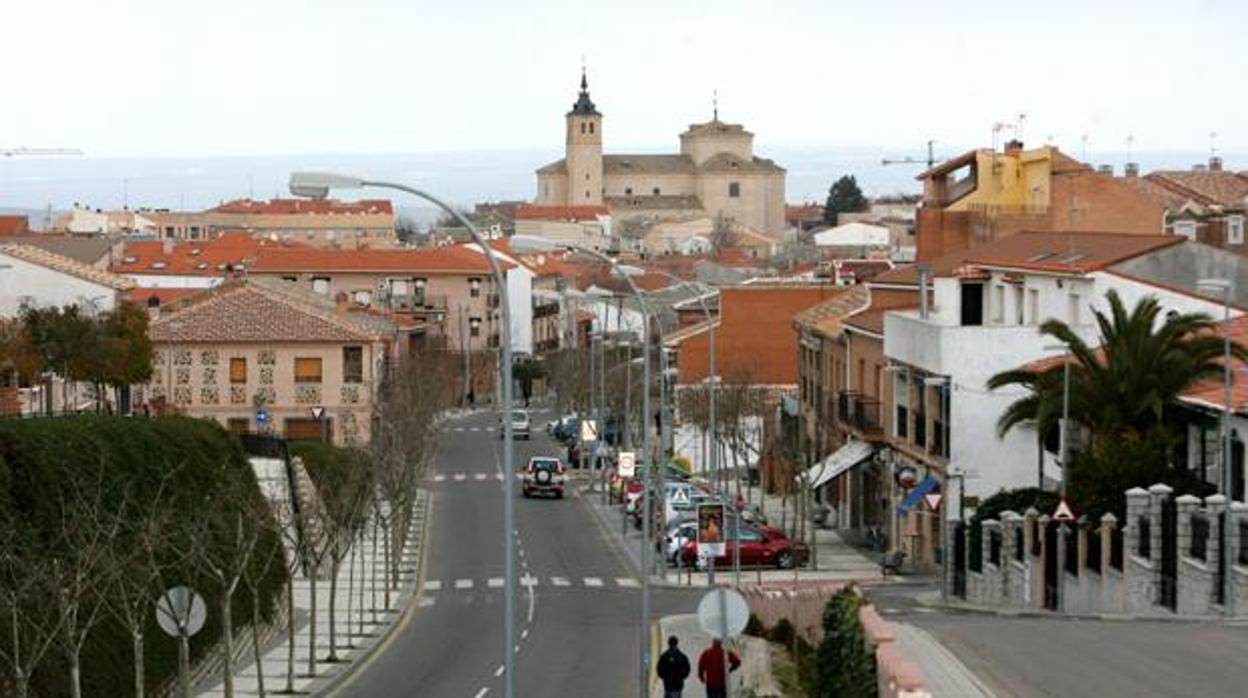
[823,175,868,226]
[0,520,64,698]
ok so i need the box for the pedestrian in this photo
[656,635,691,698]
[697,637,740,698]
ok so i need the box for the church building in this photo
[534,72,786,236]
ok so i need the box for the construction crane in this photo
[2,146,84,158]
[881,140,938,169]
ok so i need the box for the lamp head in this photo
[288,171,366,200]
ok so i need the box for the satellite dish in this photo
[156,586,207,638]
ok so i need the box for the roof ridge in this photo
[0,243,135,291]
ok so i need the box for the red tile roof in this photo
[126,287,203,307]
[1144,170,1248,208]
[514,204,610,221]
[872,231,1182,285]
[208,198,393,215]
[785,204,824,223]
[113,231,293,276]
[251,244,508,273]
[0,215,30,236]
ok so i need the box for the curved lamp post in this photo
[289,171,519,698]
[510,234,653,698]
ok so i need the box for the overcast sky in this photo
[5,0,1245,158]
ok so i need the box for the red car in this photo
[679,524,808,570]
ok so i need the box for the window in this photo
[652,187,661,196]
[894,371,910,439]
[580,122,586,134]
[585,190,591,199]
[469,277,482,298]
[625,187,633,195]
[391,279,409,296]
[343,346,363,383]
[312,277,331,295]
[1068,292,1082,324]
[226,418,250,435]
[469,317,482,338]
[993,285,1005,323]
[1174,220,1197,240]
[230,357,247,384]
[1230,216,1245,245]
[960,283,984,326]
[729,182,740,198]
[353,290,372,305]
[1014,285,1024,324]
[294,357,323,383]
[1028,288,1040,324]
[588,122,595,134]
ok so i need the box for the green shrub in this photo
[744,612,766,637]
[766,617,796,646]
[813,586,875,698]
[0,415,286,698]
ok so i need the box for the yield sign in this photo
[310,406,325,420]
[923,493,942,512]
[670,488,691,506]
[1053,497,1076,522]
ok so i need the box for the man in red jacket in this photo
[697,637,740,698]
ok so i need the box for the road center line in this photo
[474,687,489,698]
[494,664,505,677]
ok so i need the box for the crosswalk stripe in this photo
[583,577,603,587]
[487,577,505,588]
[433,474,446,483]
[615,577,639,588]
[424,580,442,591]
[551,577,570,587]
[455,579,474,589]
[417,596,436,607]
[454,473,466,482]
[520,574,539,587]
[474,473,487,481]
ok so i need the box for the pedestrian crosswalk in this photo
[431,472,528,484]
[422,576,639,593]
[447,426,497,432]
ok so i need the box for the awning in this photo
[798,440,874,489]
[898,475,939,514]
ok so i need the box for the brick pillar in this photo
[983,519,1002,604]
[1148,483,1174,600]
[1231,501,1248,613]
[1206,494,1227,609]
[1175,494,1201,561]
[1055,521,1070,612]
[1001,511,1021,603]
[1038,514,1051,610]
[1076,515,1090,578]
[1023,507,1039,608]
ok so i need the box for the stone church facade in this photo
[535,73,786,236]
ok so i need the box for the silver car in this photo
[500,409,530,440]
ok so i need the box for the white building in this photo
[814,222,890,252]
[0,244,134,317]
[465,242,535,355]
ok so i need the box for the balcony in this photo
[836,391,883,436]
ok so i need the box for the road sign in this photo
[1053,497,1076,522]
[617,451,636,478]
[580,419,599,442]
[923,493,943,512]
[255,408,269,424]
[310,405,325,420]
[156,586,207,638]
[697,588,749,637]
[670,488,691,506]
[697,502,726,557]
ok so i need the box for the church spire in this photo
[569,64,600,116]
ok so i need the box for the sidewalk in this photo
[651,614,783,698]
[194,472,429,697]
[889,622,995,698]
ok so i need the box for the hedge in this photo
[0,415,286,697]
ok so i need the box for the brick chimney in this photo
[1004,139,1024,157]
[1124,162,1140,178]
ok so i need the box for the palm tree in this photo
[988,289,1247,445]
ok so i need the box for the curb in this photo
[308,489,433,697]
[913,589,1248,625]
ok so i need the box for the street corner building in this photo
[140,277,395,445]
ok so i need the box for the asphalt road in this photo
[869,582,1248,698]
[331,404,698,698]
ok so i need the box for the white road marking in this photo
[474,688,489,698]
[417,596,436,607]
[551,577,570,587]
[518,548,525,558]
[494,665,505,677]
[424,580,442,591]
[473,473,487,481]
[495,473,504,481]
[583,577,603,587]
[615,577,639,588]
[470,427,481,432]
[433,474,446,482]
[454,473,467,482]
[455,579,474,590]
[520,574,538,587]
[487,577,505,588]
[521,628,529,640]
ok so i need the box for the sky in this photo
[4,0,1247,159]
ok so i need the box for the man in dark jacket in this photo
[656,635,692,697]
[697,638,740,698]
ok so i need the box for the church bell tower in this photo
[565,68,603,205]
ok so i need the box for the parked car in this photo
[661,518,698,565]
[679,524,808,570]
[522,456,566,499]
[549,414,579,442]
[501,409,531,440]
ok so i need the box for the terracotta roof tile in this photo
[114,231,288,276]
[250,244,507,273]
[793,285,871,336]
[0,216,30,236]
[0,244,134,290]
[149,278,385,343]
[1145,170,1248,208]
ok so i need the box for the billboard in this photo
[697,502,726,558]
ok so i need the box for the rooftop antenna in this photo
[1210,131,1219,157]
[1080,133,1090,163]
[1016,112,1028,143]
[712,89,719,121]
[1126,133,1135,163]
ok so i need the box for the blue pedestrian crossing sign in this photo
[256,408,270,424]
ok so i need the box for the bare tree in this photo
[267,468,306,694]
[318,452,372,663]
[0,524,64,698]
[239,499,284,698]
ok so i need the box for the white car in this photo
[500,409,530,440]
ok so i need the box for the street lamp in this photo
[1042,343,1073,496]
[511,234,653,698]
[289,171,519,698]
[1197,277,1234,616]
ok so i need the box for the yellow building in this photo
[535,71,786,236]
